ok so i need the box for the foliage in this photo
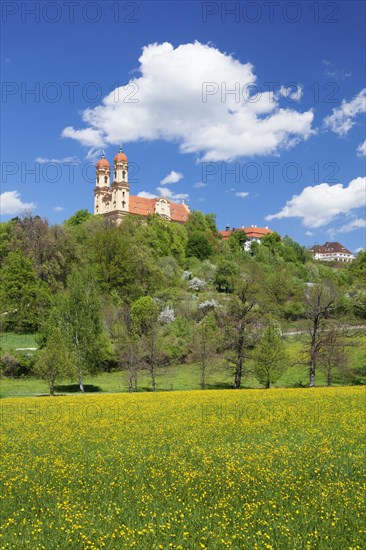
[0,250,51,332]
[33,327,75,395]
[252,324,289,388]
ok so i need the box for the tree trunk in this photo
[309,316,319,387]
[234,327,244,389]
[234,355,243,389]
[128,366,133,393]
[327,368,332,387]
[79,375,84,392]
[50,379,55,396]
[309,360,316,387]
[151,364,156,392]
[201,361,206,390]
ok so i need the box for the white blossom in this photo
[198,299,219,310]
[182,270,192,280]
[188,277,206,291]
[158,306,176,324]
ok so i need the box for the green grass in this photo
[0,332,364,398]
[0,332,38,353]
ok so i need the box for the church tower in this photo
[94,153,111,215]
[110,146,130,222]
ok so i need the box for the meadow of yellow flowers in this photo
[1,387,365,549]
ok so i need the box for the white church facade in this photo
[94,148,190,224]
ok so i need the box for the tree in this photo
[131,296,161,392]
[46,268,105,391]
[113,314,141,393]
[191,312,220,389]
[214,259,238,293]
[223,267,264,389]
[33,327,75,395]
[252,324,288,388]
[303,283,339,387]
[7,215,76,290]
[65,209,93,227]
[0,250,51,332]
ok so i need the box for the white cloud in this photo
[137,191,157,199]
[194,182,207,188]
[266,177,366,228]
[86,148,103,161]
[0,191,36,216]
[355,247,365,254]
[357,140,366,157]
[322,59,352,80]
[53,206,64,212]
[62,126,104,147]
[35,156,79,164]
[160,170,183,185]
[323,88,366,136]
[156,187,189,201]
[62,41,314,162]
[279,85,303,101]
[235,192,249,198]
[305,231,314,236]
[329,218,366,235]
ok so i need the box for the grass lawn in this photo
[0,333,364,398]
[0,332,38,353]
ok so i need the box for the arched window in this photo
[104,176,108,184]
[122,170,126,179]
[122,201,126,208]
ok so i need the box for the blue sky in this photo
[2,0,365,251]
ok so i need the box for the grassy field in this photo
[1,387,365,549]
[0,332,38,353]
[0,332,365,398]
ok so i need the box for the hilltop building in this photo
[310,242,354,263]
[219,225,273,251]
[94,148,190,224]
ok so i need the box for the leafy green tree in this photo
[33,327,75,395]
[46,268,106,391]
[186,231,213,260]
[252,324,288,388]
[227,229,247,254]
[0,250,51,332]
[223,266,265,388]
[7,215,76,290]
[65,209,92,227]
[191,312,220,389]
[185,211,218,260]
[214,259,238,293]
[131,296,161,391]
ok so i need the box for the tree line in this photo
[1,210,365,394]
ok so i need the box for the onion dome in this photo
[96,153,110,168]
[114,146,128,162]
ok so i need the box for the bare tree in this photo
[303,283,339,387]
[222,269,263,389]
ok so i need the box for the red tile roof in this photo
[219,227,273,240]
[311,242,352,255]
[129,196,190,222]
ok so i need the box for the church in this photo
[94,148,191,224]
